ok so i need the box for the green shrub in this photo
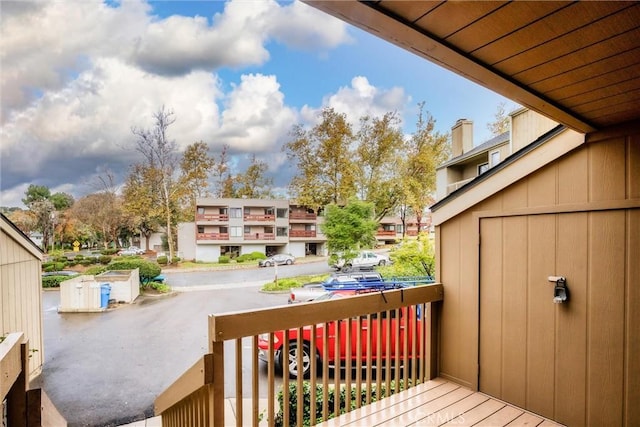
[80,259,94,266]
[218,255,230,264]
[262,278,302,292]
[107,259,161,287]
[156,256,168,265]
[42,275,76,288]
[149,282,171,293]
[250,251,267,260]
[84,265,107,276]
[236,254,252,263]
[101,248,119,256]
[99,255,112,265]
[53,261,67,271]
[274,381,410,426]
[53,256,68,263]
[171,256,181,264]
[74,254,85,260]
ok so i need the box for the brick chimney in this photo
[451,119,473,157]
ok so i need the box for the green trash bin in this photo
[100,284,111,308]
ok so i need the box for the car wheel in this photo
[378,260,386,266]
[265,261,272,267]
[280,341,313,379]
[285,259,293,265]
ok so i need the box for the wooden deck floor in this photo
[317,378,564,427]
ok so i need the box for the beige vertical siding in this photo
[436,125,639,425]
[0,227,44,378]
[511,109,558,152]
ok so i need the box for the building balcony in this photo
[196,233,229,241]
[376,230,397,237]
[289,212,317,220]
[446,177,474,195]
[243,233,275,240]
[195,213,229,222]
[289,230,317,238]
[155,284,567,427]
[243,214,275,221]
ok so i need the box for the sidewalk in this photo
[117,398,272,427]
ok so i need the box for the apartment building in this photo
[436,108,558,201]
[177,198,327,262]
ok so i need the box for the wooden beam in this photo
[0,332,24,401]
[209,285,444,341]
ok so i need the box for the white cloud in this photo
[216,73,297,152]
[301,76,410,128]
[1,58,223,203]
[267,1,353,50]
[0,0,151,119]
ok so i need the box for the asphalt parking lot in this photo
[32,285,288,427]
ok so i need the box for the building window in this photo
[244,225,251,234]
[220,226,228,233]
[197,226,204,233]
[490,150,501,167]
[230,208,242,218]
[219,207,228,215]
[277,208,288,218]
[197,207,205,215]
[230,226,242,237]
[478,162,489,174]
[305,224,315,231]
[277,227,288,236]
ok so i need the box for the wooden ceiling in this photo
[306,1,640,134]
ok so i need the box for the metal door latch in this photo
[548,276,568,304]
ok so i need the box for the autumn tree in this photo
[487,102,510,136]
[234,154,274,199]
[401,102,450,235]
[285,108,356,211]
[354,112,405,220]
[70,192,126,248]
[179,141,215,217]
[130,106,184,262]
[121,164,164,251]
[212,144,235,198]
[21,184,75,251]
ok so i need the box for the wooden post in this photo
[6,341,29,427]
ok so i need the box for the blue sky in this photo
[0,0,513,209]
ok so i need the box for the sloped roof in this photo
[430,125,588,224]
[0,213,44,259]
[437,131,510,169]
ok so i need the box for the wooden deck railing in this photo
[155,284,443,427]
[1,332,66,426]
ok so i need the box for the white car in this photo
[331,251,390,272]
[258,253,295,267]
[119,246,145,256]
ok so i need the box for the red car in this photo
[257,296,421,378]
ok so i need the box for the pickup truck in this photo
[288,272,383,304]
[331,251,391,272]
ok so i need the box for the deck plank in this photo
[318,378,449,427]
[316,379,564,427]
[505,412,545,426]
[473,406,525,426]
[408,392,491,426]
[441,399,506,426]
[376,388,474,426]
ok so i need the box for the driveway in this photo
[32,285,287,427]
